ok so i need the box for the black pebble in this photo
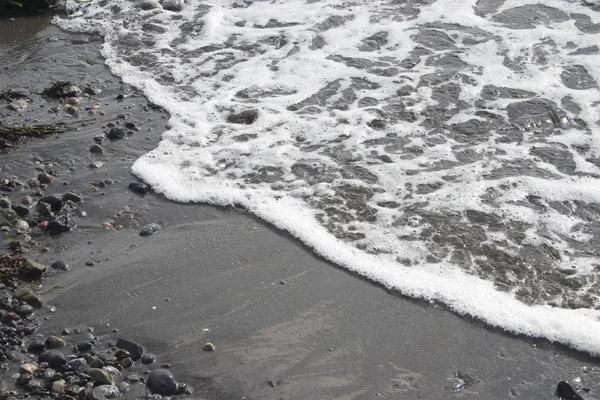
[51,260,70,271]
[557,381,584,400]
[141,354,155,364]
[128,182,150,195]
[107,127,126,140]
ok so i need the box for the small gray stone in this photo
[15,304,34,317]
[139,223,160,237]
[116,338,143,361]
[0,197,11,209]
[107,127,126,140]
[141,354,155,364]
[96,385,119,398]
[39,350,66,369]
[67,357,87,373]
[14,219,29,233]
[51,260,70,271]
[161,0,182,11]
[89,144,104,154]
[147,369,177,395]
[62,192,82,203]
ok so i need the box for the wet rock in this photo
[203,342,216,352]
[139,223,160,236]
[89,144,104,154]
[37,173,53,184]
[37,202,53,217]
[128,182,150,195]
[39,350,67,369]
[51,379,65,393]
[120,357,133,368]
[27,340,45,354]
[19,363,37,375]
[39,195,62,212]
[14,219,29,233]
[561,65,597,90]
[0,197,11,209]
[76,341,93,352]
[161,0,182,11]
[63,192,82,203]
[87,368,113,385]
[14,286,44,308]
[141,354,155,364]
[107,127,126,140]
[147,368,177,395]
[95,385,119,399]
[51,260,70,271]
[117,382,130,393]
[12,205,29,217]
[66,358,87,373]
[557,381,584,400]
[15,304,34,317]
[43,82,82,98]
[49,200,81,233]
[26,378,44,391]
[227,109,259,125]
[116,338,143,361]
[45,336,66,349]
[124,373,141,383]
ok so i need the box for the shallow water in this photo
[55,0,600,354]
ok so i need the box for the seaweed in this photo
[0,252,45,279]
[0,124,70,149]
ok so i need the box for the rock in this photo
[14,219,29,233]
[49,200,81,232]
[147,369,177,395]
[87,368,113,385]
[139,223,160,236]
[95,385,119,399]
[203,342,216,352]
[40,368,57,380]
[39,350,67,369]
[1,208,18,221]
[16,373,32,386]
[116,338,144,361]
[62,192,82,203]
[20,259,46,278]
[8,351,32,362]
[39,195,62,212]
[104,366,120,376]
[128,182,150,195]
[45,336,66,349]
[66,358,87,373]
[26,378,44,391]
[117,382,130,393]
[557,381,584,400]
[43,82,82,98]
[21,196,33,205]
[51,260,70,271]
[37,173,53,184]
[124,373,141,383]
[12,205,29,217]
[107,127,126,140]
[141,354,155,364]
[227,109,259,125]
[87,387,106,400]
[51,379,65,393]
[37,202,53,217]
[161,0,182,11]
[27,340,46,354]
[19,363,37,375]
[141,0,158,9]
[0,197,11,209]
[15,304,34,317]
[14,286,44,308]
[76,341,93,352]
[90,144,104,154]
[120,357,133,368]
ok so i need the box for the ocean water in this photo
[55,0,600,354]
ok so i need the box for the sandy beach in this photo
[0,14,599,400]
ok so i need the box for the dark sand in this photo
[1,15,599,400]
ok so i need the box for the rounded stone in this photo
[37,173,53,184]
[44,336,66,349]
[14,219,29,233]
[120,357,133,368]
[27,340,46,354]
[95,385,120,399]
[203,342,216,352]
[15,304,34,317]
[76,341,93,352]
[19,363,37,375]
[51,379,65,393]
[141,354,155,364]
[0,197,11,209]
[89,144,104,154]
[147,368,177,395]
[38,350,66,369]
[107,127,126,140]
[66,357,87,373]
[51,260,70,271]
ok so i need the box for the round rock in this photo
[107,127,126,140]
[38,350,66,369]
[51,260,70,271]
[66,357,87,373]
[147,368,177,395]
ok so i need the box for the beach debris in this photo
[0,252,46,279]
[147,368,177,395]
[139,222,160,236]
[48,200,82,233]
[203,342,216,352]
[128,182,151,195]
[557,381,584,400]
[42,81,82,99]
[227,109,259,125]
[116,338,144,361]
[0,124,69,150]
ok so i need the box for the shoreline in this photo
[0,13,599,400]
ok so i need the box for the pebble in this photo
[76,341,93,352]
[51,260,70,271]
[107,127,126,140]
[90,144,104,154]
[38,350,67,369]
[116,338,144,361]
[124,373,141,383]
[37,173,53,184]
[141,354,155,364]
[27,340,46,354]
[63,192,83,203]
[557,381,584,400]
[87,368,114,385]
[15,304,34,317]
[13,205,30,217]
[39,195,62,212]
[161,0,183,11]
[203,342,216,352]
[128,182,150,195]
[96,384,120,399]
[44,335,66,349]
[117,382,130,393]
[66,357,87,373]
[147,369,177,395]
[14,219,29,233]
[21,196,33,205]
[120,357,133,368]
[139,223,160,237]
[51,379,65,393]
[0,197,11,209]
[19,363,37,375]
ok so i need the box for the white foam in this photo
[55,0,600,354]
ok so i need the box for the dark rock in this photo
[147,369,177,395]
[39,195,62,212]
[66,357,87,373]
[557,381,584,400]
[139,223,160,236]
[26,378,44,391]
[0,197,11,209]
[27,339,46,353]
[43,82,82,98]
[124,122,139,130]
[16,373,32,386]
[227,109,259,125]
[14,286,44,308]
[89,144,104,154]
[20,259,46,278]
[87,368,113,385]
[107,127,126,140]
[128,182,150,195]
[62,192,82,203]
[49,200,81,233]
[116,338,143,361]
[95,385,119,399]
[45,336,66,349]
[51,260,70,271]
[39,350,67,369]
[120,357,133,368]
[15,304,34,317]
[76,341,93,352]
[141,354,155,364]
[37,173,53,184]
[85,261,95,267]
[12,205,29,217]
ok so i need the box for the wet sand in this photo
[1,15,599,400]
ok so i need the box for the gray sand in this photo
[0,15,599,400]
